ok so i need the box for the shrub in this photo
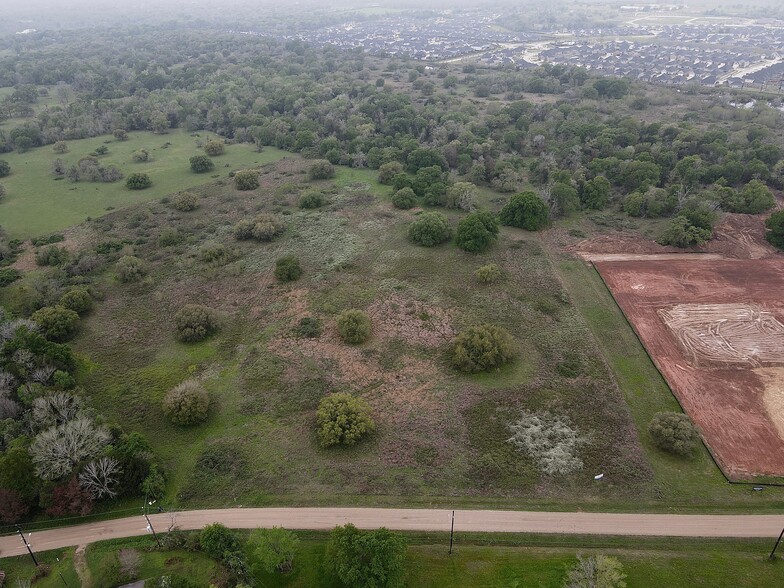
[326,524,405,588]
[295,316,322,338]
[445,182,477,211]
[451,324,515,373]
[499,192,549,231]
[200,523,239,559]
[648,412,699,456]
[234,213,285,241]
[580,176,612,210]
[163,380,209,426]
[131,149,149,163]
[391,187,416,209]
[274,255,302,282]
[308,159,335,180]
[565,555,626,588]
[0,183,5,199]
[317,393,376,448]
[475,263,502,284]
[126,172,152,190]
[299,190,326,209]
[35,245,69,266]
[53,141,68,154]
[190,154,214,173]
[0,268,21,287]
[174,304,218,342]
[765,209,784,249]
[249,527,300,574]
[657,216,711,248]
[198,242,232,265]
[455,211,499,253]
[113,129,128,141]
[158,227,182,247]
[0,160,10,177]
[31,306,80,342]
[234,169,260,190]
[408,212,452,247]
[59,288,93,315]
[727,179,776,214]
[378,161,404,184]
[173,191,199,211]
[203,139,225,156]
[116,255,147,282]
[337,309,372,344]
[508,410,587,475]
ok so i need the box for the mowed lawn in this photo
[0,129,289,238]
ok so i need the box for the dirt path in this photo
[73,544,92,588]
[2,508,783,558]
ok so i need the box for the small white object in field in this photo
[594,473,604,480]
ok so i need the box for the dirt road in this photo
[2,508,783,558]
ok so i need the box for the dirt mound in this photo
[704,212,778,259]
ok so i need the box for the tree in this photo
[35,245,68,266]
[648,412,698,456]
[190,154,214,173]
[163,380,210,425]
[173,191,199,211]
[391,187,416,209]
[234,213,285,241]
[44,476,94,516]
[551,183,579,216]
[327,524,406,588]
[765,209,784,249]
[113,129,128,141]
[564,555,626,588]
[0,446,39,503]
[203,140,225,156]
[116,255,147,283]
[200,523,240,560]
[0,488,28,524]
[0,184,5,200]
[118,548,142,581]
[408,212,452,247]
[337,309,372,344]
[378,162,404,185]
[455,211,499,253]
[452,324,515,373]
[30,417,110,480]
[0,160,9,177]
[234,169,259,190]
[31,306,80,341]
[174,304,218,342]
[249,527,300,573]
[317,393,376,448]
[445,182,477,211]
[580,176,611,210]
[132,149,149,163]
[407,148,447,173]
[79,456,122,499]
[59,288,93,315]
[274,256,303,282]
[657,216,711,248]
[734,179,776,214]
[53,141,68,154]
[499,192,549,231]
[141,463,166,500]
[126,172,152,190]
[308,159,335,180]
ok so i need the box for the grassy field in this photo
[2,533,781,587]
[0,129,290,238]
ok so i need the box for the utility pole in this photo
[143,494,162,549]
[449,510,455,555]
[16,525,38,567]
[769,526,784,560]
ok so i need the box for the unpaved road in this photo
[2,508,783,557]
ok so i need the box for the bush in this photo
[295,316,322,338]
[508,410,587,475]
[116,255,147,283]
[132,149,149,163]
[565,555,626,588]
[173,191,199,211]
[326,524,405,588]
[724,179,776,214]
[274,255,302,282]
[308,159,335,180]
[391,187,416,209]
[200,523,239,559]
[35,245,69,266]
[317,393,376,448]
[445,182,477,211]
[765,209,784,249]
[31,306,80,342]
[198,242,232,265]
[455,211,499,253]
[299,190,326,209]
[499,192,549,231]
[0,160,10,177]
[113,129,128,141]
[158,227,182,247]
[408,212,452,247]
[53,141,68,154]
[378,162,404,184]
[234,169,260,190]
[174,304,218,342]
[475,264,502,284]
[59,288,93,314]
[657,216,711,248]
[648,412,698,456]
[0,183,5,199]
[234,213,285,241]
[190,154,214,173]
[451,324,515,373]
[203,140,225,156]
[0,268,21,287]
[126,173,152,190]
[249,527,300,573]
[337,309,372,344]
[163,380,210,426]
[580,176,612,210]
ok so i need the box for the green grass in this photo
[0,129,290,238]
[0,547,80,588]
[552,256,784,509]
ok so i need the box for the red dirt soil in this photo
[595,258,784,480]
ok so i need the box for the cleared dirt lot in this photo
[595,258,784,480]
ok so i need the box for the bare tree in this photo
[30,417,110,480]
[79,457,122,499]
[31,392,85,431]
[118,548,141,580]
